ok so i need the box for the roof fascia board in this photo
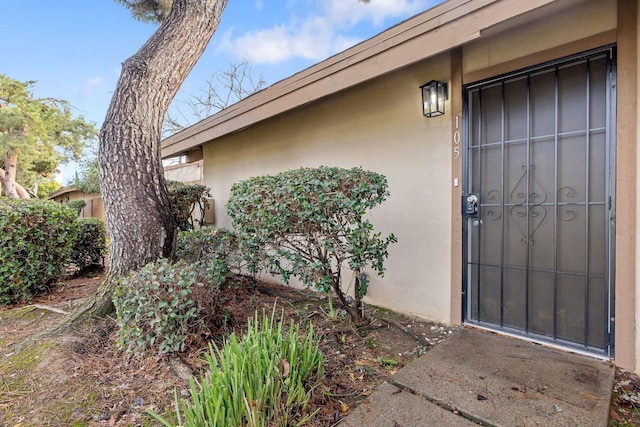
[163,0,479,146]
[48,186,79,199]
[162,0,556,157]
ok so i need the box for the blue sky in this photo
[1,0,440,184]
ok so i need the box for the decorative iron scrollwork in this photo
[509,165,547,244]
[557,186,577,221]
[482,166,578,244]
[486,189,502,220]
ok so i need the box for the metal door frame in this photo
[461,46,616,358]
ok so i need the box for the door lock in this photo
[463,193,479,216]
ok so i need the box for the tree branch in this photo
[0,168,32,198]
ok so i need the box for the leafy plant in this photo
[0,74,96,197]
[374,356,399,369]
[320,292,343,320]
[0,199,80,304]
[226,166,397,324]
[113,259,222,357]
[68,218,107,274]
[66,200,86,216]
[167,180,211,231]
[175,227,248,285]
[149,307,324,426]
[75,155,100,194]
[36,179,61,198]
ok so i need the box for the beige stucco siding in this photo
[51,190,103,220]
[631,0,640,373]
[634,0,640,372]
[164,160,203,184]
[463,0,616,77]
[636,1,640,346]
[202,55,453,322]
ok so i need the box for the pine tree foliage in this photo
[114,0,173,23]
[76,155,100,194]
[0,75,97,197]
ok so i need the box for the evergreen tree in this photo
[76,155,101,194]
[78,0,371,319]
[0,75,96,198]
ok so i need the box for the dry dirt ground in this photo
[1,271,638,426]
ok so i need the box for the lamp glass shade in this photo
[420,80,447,117]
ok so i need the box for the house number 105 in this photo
[453,115,461,160]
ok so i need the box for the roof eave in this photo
[48,186,79,199]
[161,0,557,158]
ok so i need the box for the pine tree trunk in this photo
[78,0,228,319]
[4,151,19,198]
[0,167,30,199]
[14,183,31,199]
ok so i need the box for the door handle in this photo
[463,193,479,216]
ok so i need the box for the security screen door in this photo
[463,48,615,356]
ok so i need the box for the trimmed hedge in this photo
[0,199,80,304]
[69,218,107,274]
[226,166,396,322]
[66,199,86,215]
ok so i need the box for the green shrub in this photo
[113,259,222,357]
[150,308,324,427]
[176,227,247,284]
[66,199,86,215]
[0,199,80,305]
[37,179,61,198]
[167,181,211,231]
[69,218,107,274]
[226,166,397,323]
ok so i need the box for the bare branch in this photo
[163,60,266,137]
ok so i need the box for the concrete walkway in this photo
[341,328,614,426]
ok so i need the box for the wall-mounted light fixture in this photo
[420,80,448,117]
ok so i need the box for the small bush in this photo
[69,218,107,274]
[150,308,324,427]
[227,166,397,323]
[66,199,86,215]
[113,259,222,357]
[0,199,80,305]
[176,227,247,284]
[167,181,211,231]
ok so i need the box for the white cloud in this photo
[220,0,435,65]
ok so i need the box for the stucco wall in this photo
[164,160,203,184]
[633,0,640,373]
[632,0,640,372]
[51,190,103,220]
[202,54,453,322]
[463,0,616,76]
